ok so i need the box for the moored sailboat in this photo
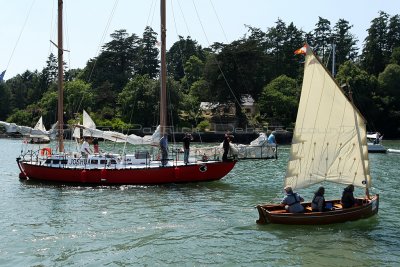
[256,44,379,225]
[16,0,236,185]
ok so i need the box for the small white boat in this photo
[367,132,387,153]
[388,148,400,154]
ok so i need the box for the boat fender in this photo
[40,147,52,157]
[80,170,87,183]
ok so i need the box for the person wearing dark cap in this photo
[281,186,305,213]
[182,132,193,164]
[222,132,234,161]
[160,133,168,166]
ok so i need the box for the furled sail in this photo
[0,117,49,138]
[284,46,371,190]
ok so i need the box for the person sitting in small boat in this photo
[311,186,326,212]
[281,186,304,213]
[341,184,355,208]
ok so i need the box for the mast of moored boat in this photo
[57,0,64,152]
[349,89,371,199]
[159,0,167,136]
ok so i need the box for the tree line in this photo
[0,11,399,137]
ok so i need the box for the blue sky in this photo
[1,0,398,79]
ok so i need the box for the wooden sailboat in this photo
[256,44,379,225]
[16,0,236,185]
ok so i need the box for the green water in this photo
[1,138,399,266]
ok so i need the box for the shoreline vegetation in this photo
[1,12,399,139]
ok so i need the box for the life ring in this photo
[40,147,52,157]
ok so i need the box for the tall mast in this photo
[159,0,167,136]
[57,0,64,152]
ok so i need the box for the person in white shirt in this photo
[81,137,92,157]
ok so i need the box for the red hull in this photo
[17,159,236,185]
[256,196,379,225]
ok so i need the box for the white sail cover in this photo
[75,124,160,145]
[72,110,160,145]
[284,46,371,190]
[0,117,49,138]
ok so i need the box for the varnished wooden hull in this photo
[256,195,379,225]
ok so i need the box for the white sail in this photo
[284,46,371,190]
[83,110,96,137]
[30,116,50,141]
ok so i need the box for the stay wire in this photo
[171,0,201,134]
[86,0,119,84]
[191,0,242,111]
[209,0,256,128]
[6,0,36,71]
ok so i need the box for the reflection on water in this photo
[0,139,399,265]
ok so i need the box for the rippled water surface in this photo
[1,138,400,266]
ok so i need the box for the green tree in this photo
[118,75,158,126]
[42,53,58,83]
[377,64,400,136]
[361,11,390,75]
[167,36,205,82]
[390,47,400,64]
[265,19,305,79]
[64,79,94,120]
[82,29,140,92]
[258,75,299,127]
[331,19,358,74]
[38,90,58,125]
[335,61,379,129]
[387,14,400,52]
[0,82,12,119]
[182,55,204,90]
[137,26,159,79]
[7,109,33,126]
[311,17,332,64]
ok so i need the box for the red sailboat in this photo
[17,0,236,185]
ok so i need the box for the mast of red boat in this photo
[159,0,167,136]
[57,0,64,152]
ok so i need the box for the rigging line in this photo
[208,0,255,127]
[63,1,71,71]
[86,0,119,84]
[6,0,36,70]
[191,0,242,109]
[76,0,119,119]
[170,0,200,129]
[146,0,156,27]
[176,0,191,36]
[48,0,56,56]
[209,0,251,96]
[208,0,228,42]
